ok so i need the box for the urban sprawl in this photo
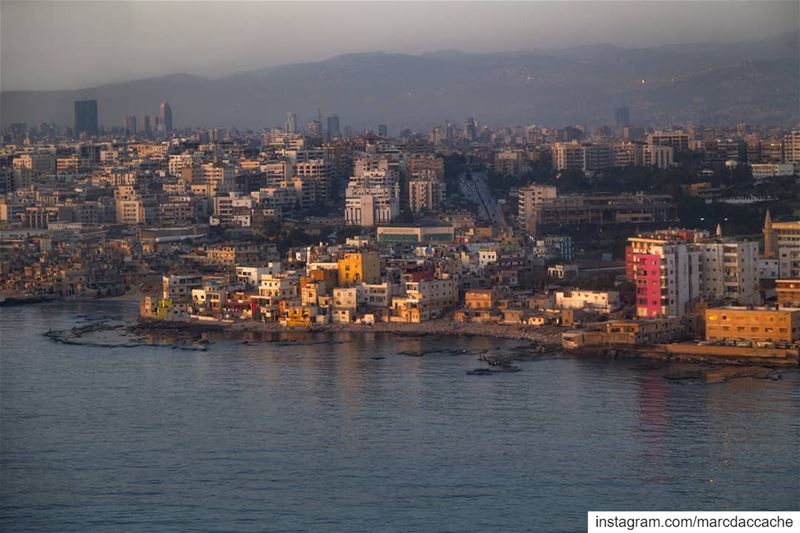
[2,101,800,365]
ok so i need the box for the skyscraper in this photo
[286,112,297,134]
[74,99,98,137]
[614,106,630,128]
[143,115,152,136]
[124,115,137,135]
[463,118,477,141]
[378,124,388,137]
[160,102,173,133]
[326,115,340,140]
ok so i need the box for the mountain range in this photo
[2,31,798,131]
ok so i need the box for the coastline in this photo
[133,316,565,347]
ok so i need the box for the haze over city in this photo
[2,1,798,91]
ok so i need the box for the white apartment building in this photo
[236,264,282,286]
[555,290,620,313]
[259,275,298,299]
[643,144,674,169]
[344,170,400,226]
[698,241,760,305]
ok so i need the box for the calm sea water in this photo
[1,301,798,532]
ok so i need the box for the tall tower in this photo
[326,115,340,140]
[614,106,630,128]
[763,210,776,258]
[286,112,297,134]
[124,115,137,135]
[74,99,98,137]
[160,102,173,133]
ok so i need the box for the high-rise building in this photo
[286,112,297,134]
[614,106,630,128]
[643,144,674,169]
[784,130,800,164]
[551,141,585,172]
[698,240,760,306]
[326,115,340,140]
[160,102,173,133]
[143,115,152,136]
[124,115,137,135]
[463,118,477,141]
[306,120,322,138]
[647,131,690,152]
[408,170,445,213]
[378,124,388,137]
[627,231,702,318]
[74,99,98,137]
[344,170,400,226]
[517,184,557,232]
[763,212,800,278]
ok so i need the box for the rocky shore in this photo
[131,317,565,348]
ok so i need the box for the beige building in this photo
[517,184,557,231]
[408,172,445,213]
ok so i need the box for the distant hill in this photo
[2,31,797,130]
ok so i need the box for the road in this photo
[458,171,506,228]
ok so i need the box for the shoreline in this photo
[135,316,566,347]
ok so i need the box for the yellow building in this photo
[465,289,497,310]
[705,307,800,343]
[337,251,380,286]
[283,303,317,327]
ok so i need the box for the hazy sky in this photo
[2,1,798,91]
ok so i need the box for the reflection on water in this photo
[1,301,798,533]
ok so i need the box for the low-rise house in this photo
[555,289,619,314]
[465,289,497,310]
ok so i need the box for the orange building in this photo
[465,289,497,310]
[705,306,800,343]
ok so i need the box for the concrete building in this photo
[555,290,620,313]
[376,225,454,244]
[763,213,800,278]
[628,231,702,318]
[517,184,557,231]
[391,278,458,323]
[699,240,760,305]
[750,163,796,179]
[465,289,497,310]
[344,170,400,226]
[776,280,800,309]
[408,172,445,213]
[705,306,800,343]
[552,141,585,172]
[494,150,525,176]
[647,131,689,152]
[13,153,55,177]
[162,274,203,302]
[783,130,800,164]
[643,143,674,169]
[337,251,380,286]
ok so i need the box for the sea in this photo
[1,301,798,532]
